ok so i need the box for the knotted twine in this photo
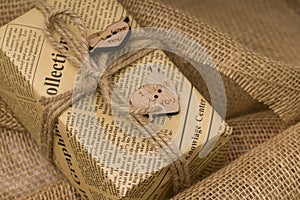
[35,1,190,193]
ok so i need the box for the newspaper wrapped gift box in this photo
[0,0,231,199]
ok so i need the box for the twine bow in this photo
[35,1,190,193]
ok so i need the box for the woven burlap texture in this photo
[1,0,300,199]
[172,121,300,200]
[0,0,33,25]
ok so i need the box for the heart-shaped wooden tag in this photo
[88,16,131,53]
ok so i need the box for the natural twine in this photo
[35,0,190,193]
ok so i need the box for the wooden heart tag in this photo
[87,16,131,53]
[130,83,180,116]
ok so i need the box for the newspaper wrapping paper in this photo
[0,0,232,199]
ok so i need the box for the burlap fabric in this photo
[1,0,299,199]
[172,121,300,200]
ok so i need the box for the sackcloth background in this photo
[0,0,299,199]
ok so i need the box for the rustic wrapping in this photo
[1,0,299,199]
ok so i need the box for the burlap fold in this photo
[172,122,300,200]
[226,110,289,162]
